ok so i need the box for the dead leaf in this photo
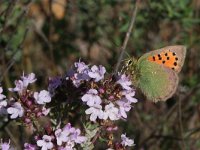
[52,0,66,20]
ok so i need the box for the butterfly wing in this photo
[139,45,186,73]
[136,58,179,102]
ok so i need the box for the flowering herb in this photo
[0,61,136,150]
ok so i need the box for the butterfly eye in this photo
[127,60,133,66]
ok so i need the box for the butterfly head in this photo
[121,58,138,74]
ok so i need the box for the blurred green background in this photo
[0,0,200,149]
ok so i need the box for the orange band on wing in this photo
[148,51,179,70]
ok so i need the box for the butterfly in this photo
[124,45,186,102]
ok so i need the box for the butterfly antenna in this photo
[124,51,131,58]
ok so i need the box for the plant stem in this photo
[114,0,139,74]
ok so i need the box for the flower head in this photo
[103,103,119,121]
[37,135,53,150]
[70,129,87,144]
[74,61,89,73]
[81,89,102,106]
[0,100,7,109]
[0,87,6,100]
[122,90,137,103]
[55,129,69,146]
[34,90,51,105]
[121,134,134,147]
[21,73,36,87]
[85,103,104,122]
[55,123,87,149]
[24,143,37,150]
[116,99,131,119]
[42,107,50,116]
[0,139,10,150]
[88,65,106,82]
[7,102,24,119]
[9,73,36,94]
[117,74,132,90]
[8,80,24,94]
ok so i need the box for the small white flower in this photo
[0,87,6,100]
[24,143,37,150]
[21,72,36,87]
[7,102,24,119]
[88,65,106,82]
[121,134,135,147]
[122,90,138,103]
[0,139,10,150]
[64,141,75,150]
[34,90,51,105]
[70,129,87,144]
[117,74,132,90]
[103,103,119,121]
[81,89,102,106]
[9,73,37,94]
[0,100,7,109]
[116,100,131,118]
[37,135,53,150]
[8,80,24,94]
[55,129,69,146]
[74,61,89,73]
[42,107,50,116]
[85,103,104,122]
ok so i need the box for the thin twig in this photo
[114,0,139,74]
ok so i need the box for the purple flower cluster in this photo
[0,73,51,124]
[24,123,87,150]
[68,61,137,122]
[0,61,137,149]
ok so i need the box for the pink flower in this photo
[70,129,87,144]
[122,90,137,103]
[7,102,24,119]
[85,103,104,121]
[117,74,132,90]
[8,80,24,94]
[88,65,106,82]
[37,135,53,150]
[61,141,74,150]
[121,134,134,147]
[34,90,51,105]
[103,103,119,121]
[9,73,36,94]
[0,100,7,109]
[55,129,70,146]
[55,123,87,148]
[74,61,89,73]
[81,89,102,106]
[116,99,131,119]
[0,139,10,150]
[21,73,36,87]
[0,87,6,100]
[24,143,37,150]
[42,107,50,116]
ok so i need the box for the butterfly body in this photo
[125,45,186,102]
